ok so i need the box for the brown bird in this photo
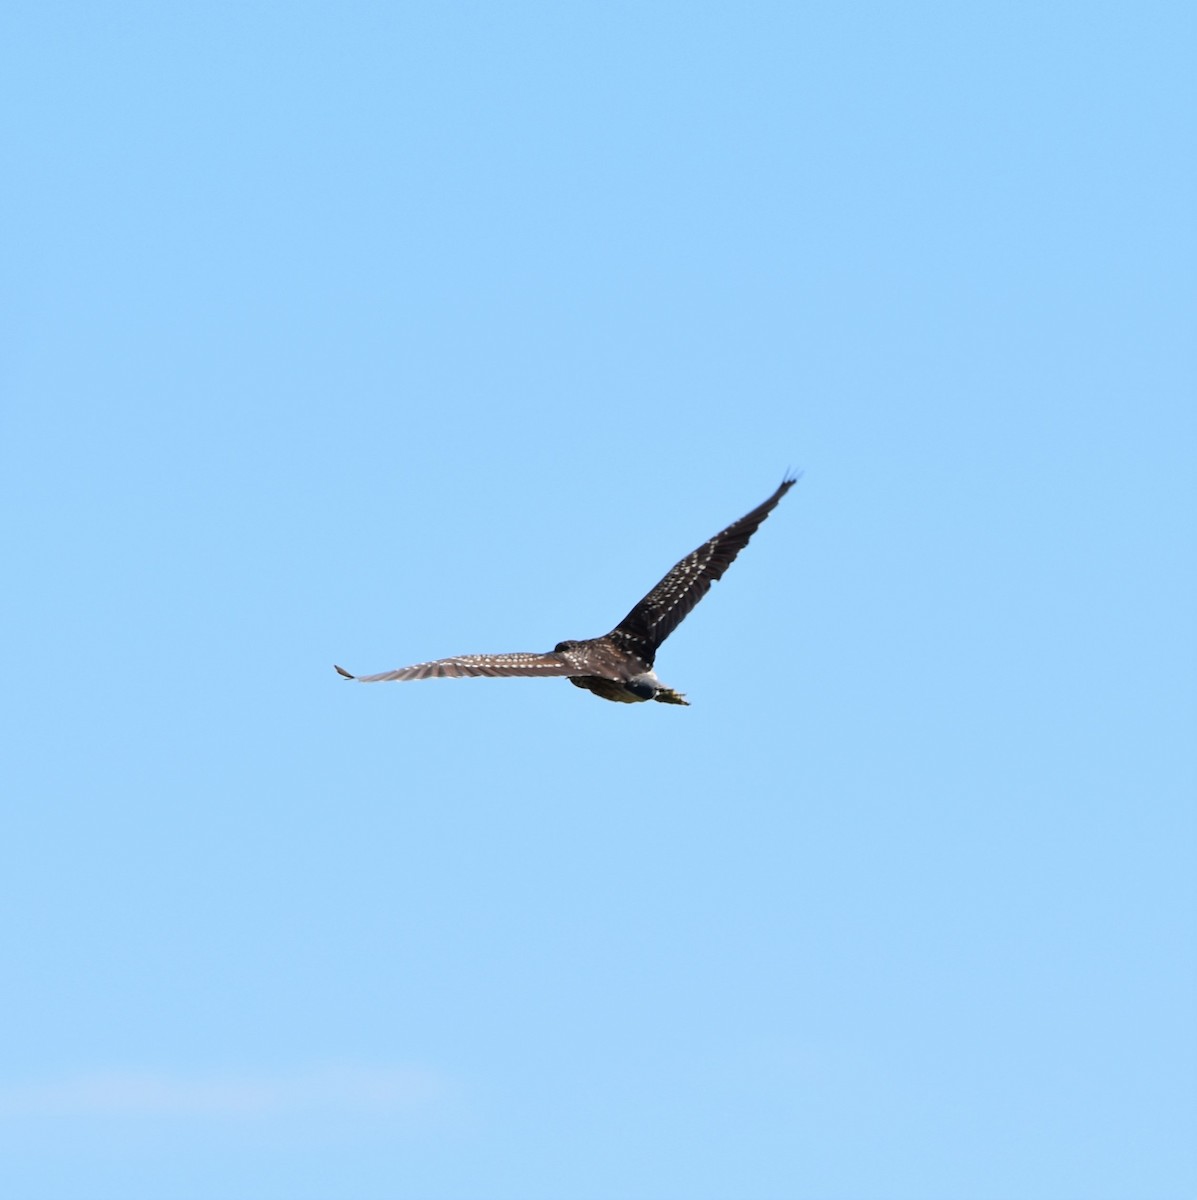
[335,475,797,705]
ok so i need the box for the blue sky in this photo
[2,3,1194,1198]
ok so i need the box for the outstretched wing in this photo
[334,651,575,683]
[610,474,798,663]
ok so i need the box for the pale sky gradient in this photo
[2,4,1194,1199]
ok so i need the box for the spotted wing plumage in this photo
[334,651,576,683]
[610,474,798,664]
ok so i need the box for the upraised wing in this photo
[610,474,797,663]
[334,651,576,683]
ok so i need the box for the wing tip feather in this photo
[334,664,355,680]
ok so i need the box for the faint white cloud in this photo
[0,1063,449,1120]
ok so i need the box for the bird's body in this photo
[335,475,797,705]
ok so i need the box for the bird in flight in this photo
[335,474,797,706]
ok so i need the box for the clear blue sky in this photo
[2,4,1194,1198]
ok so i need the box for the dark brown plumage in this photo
[335,475,797,705]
